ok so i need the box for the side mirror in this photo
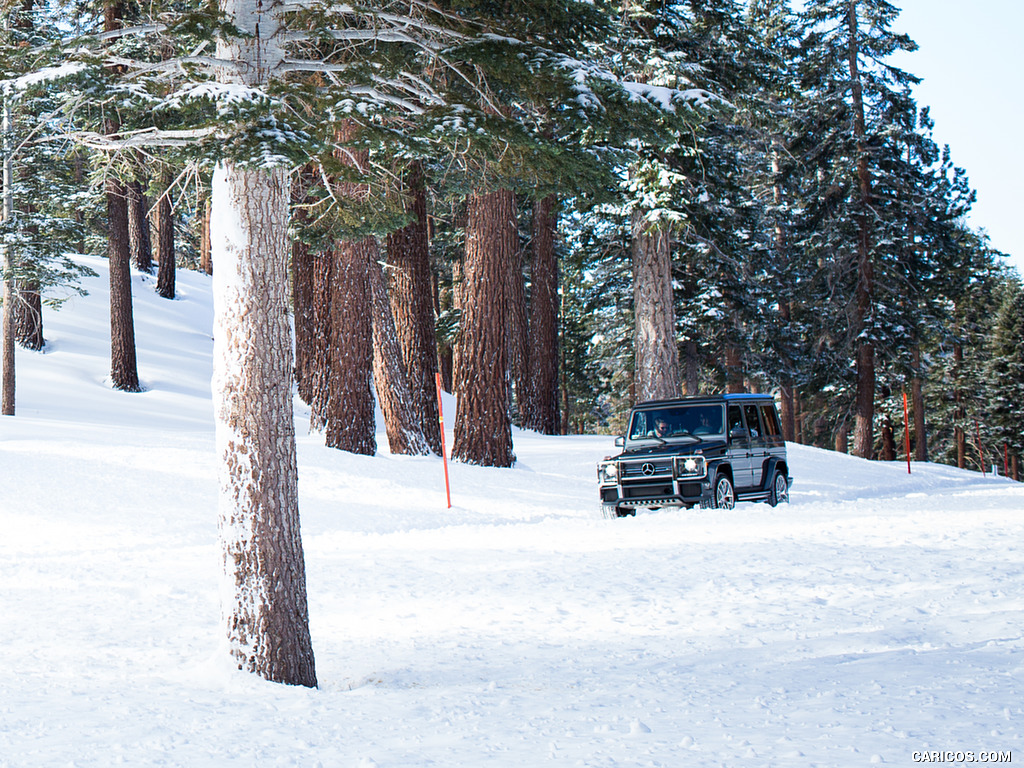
[729,427,749,440]
[614,435,625,448]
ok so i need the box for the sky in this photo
[887,0,1024,276]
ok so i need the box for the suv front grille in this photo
[620,459,674,479]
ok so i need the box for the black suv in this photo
[597,394,791,517]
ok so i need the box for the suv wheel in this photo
[767,470,789,507]
[712,474,735,510]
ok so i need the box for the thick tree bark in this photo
[324,126,376,455]
[127,180,153,273]
[211,163,316,688]
[211,0,316,688]
[452,188,516,467]
[631,211,679,401]
[107,179,141,392]
[325,235,376,455]
[370,254,430,455]
[848,0,876,459]
[524,194,560,434]
[154,177,176,299]
[385,162,442,454]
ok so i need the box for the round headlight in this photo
[604,462,618,480]
[683,458,699,473]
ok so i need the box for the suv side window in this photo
[727,405,744,434]
[760,404,782,438]
[742,404,763,438]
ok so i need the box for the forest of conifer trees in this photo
[2,0,1022,483]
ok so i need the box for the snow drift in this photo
[2,256,1023,767]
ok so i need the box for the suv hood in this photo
[614,439,727,461]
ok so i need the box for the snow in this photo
[3,255,1024,766]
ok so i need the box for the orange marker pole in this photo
[436,372,452,508]
[903,392,912,475]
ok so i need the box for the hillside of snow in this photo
[2,256,1023,767]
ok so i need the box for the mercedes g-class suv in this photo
[598,394,791,517]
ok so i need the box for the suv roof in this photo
[633,393,775,408]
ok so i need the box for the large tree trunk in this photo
[325,236,376,455]
[848,0,875,459]
[385,162,442,454]
[324,127,376,455]
[107,179,142,392]
[211,163,317,688]
[127,179,153,273]
[524,194,560,434]
[631,211,679,401]
[452,188,516,467]
[370,254,430,455]
[211,0,316,688]
[154,175,176,299]
[1,127,12,412]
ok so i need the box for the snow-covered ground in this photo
[2,257,1023,767]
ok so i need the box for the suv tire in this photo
[712,473,735,510]
[767,470,789,507]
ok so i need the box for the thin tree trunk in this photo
[291,173,314,403]
[525,194,560,434]
[911,345,927,461]
[452,188,516,467]
[0,133,12,409]
[211,163,316,688]
[848,0,875,459]
[370,253,430,455]
[385,161,442,454]
[306,249,332,430]
[108,179,141,392]
[200,197,212,275]
[834,419,849,454]
[508,234,529,426]
[632,211,679,401]
[880,414,896,461]
[953,341,966,468]
[683,340,699,396]
[127,179,153,273]
[154,175,176,299]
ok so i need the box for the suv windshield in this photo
[628,404,725,441]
